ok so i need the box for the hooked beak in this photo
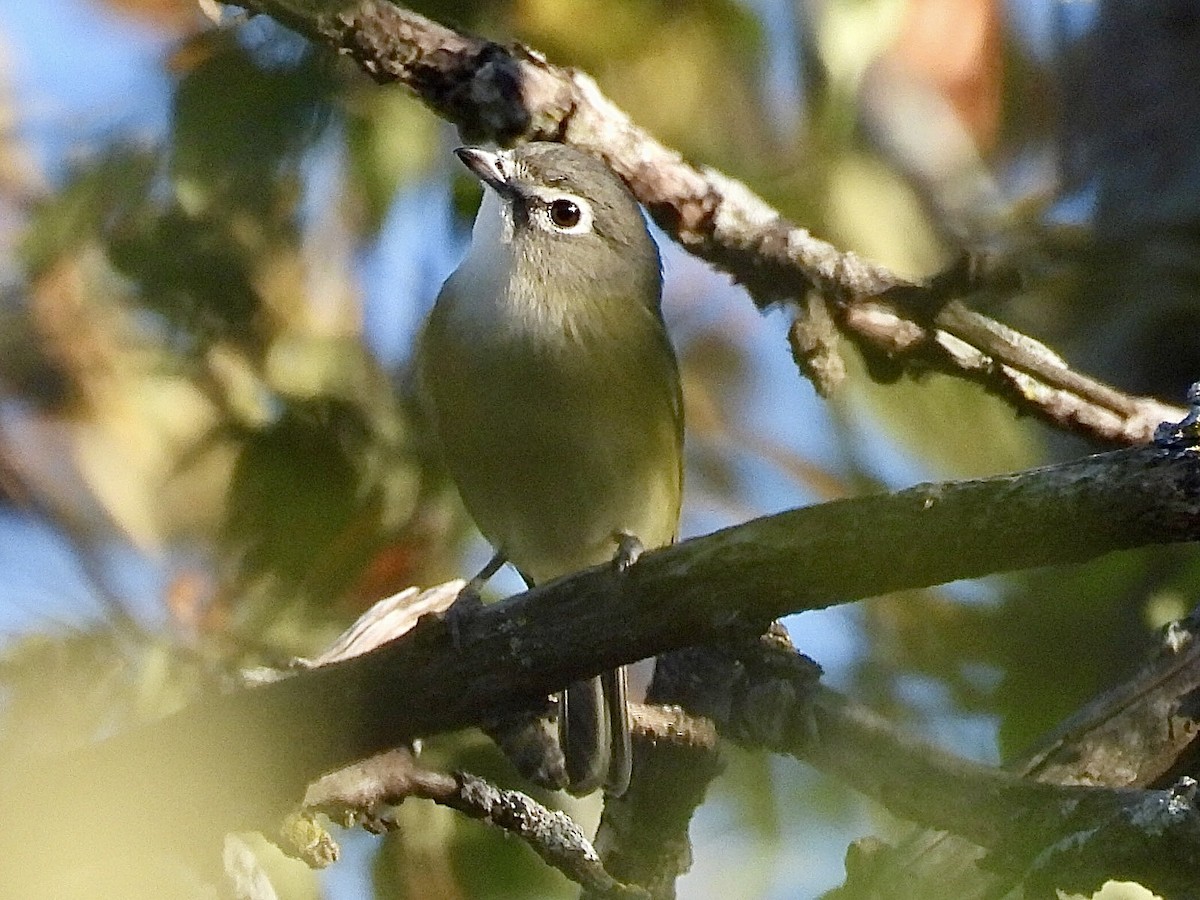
[454,147,515,197]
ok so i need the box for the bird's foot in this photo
[445,551,506,649]
[613,531,644,574]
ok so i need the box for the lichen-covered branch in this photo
[234,0,1182,443]
[301,749,648,899]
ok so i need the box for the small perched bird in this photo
[418,142,683,796]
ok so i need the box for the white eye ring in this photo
[538,192,594,234]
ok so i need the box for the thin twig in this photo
[302,749,649,899]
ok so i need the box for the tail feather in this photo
[560,676,608,795]
[601,666,632,797]
[559,667,631,796]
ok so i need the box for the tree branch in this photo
[286,580,1200,898]
[286,594,728,899]
[825,603,1200,898]
[300,748,648,899]
[232,0,1182,443]
[6,443,1198,867]
[640,625,1200,897]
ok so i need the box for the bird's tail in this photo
[560,666,632,796]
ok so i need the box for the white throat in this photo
[446,188,528,335]
[471,187,514,249]
[457,188,515,290]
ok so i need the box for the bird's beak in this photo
[454,147,515,197]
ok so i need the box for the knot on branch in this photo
[455,42,533,143]
[649,623,822,752]
[330,3,532,142]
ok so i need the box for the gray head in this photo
[455,143,662,311]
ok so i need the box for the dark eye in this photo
[548,198,582,229]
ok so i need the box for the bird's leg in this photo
[446,550,507,649]
[612,530,644,573]
[464,550,508,596]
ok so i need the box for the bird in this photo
[417,142,683,796]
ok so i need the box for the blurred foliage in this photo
[170,33,334,213]
[0,628,210,755]
[0,0,1196,897]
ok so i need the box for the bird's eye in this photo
[548,198,582,229]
